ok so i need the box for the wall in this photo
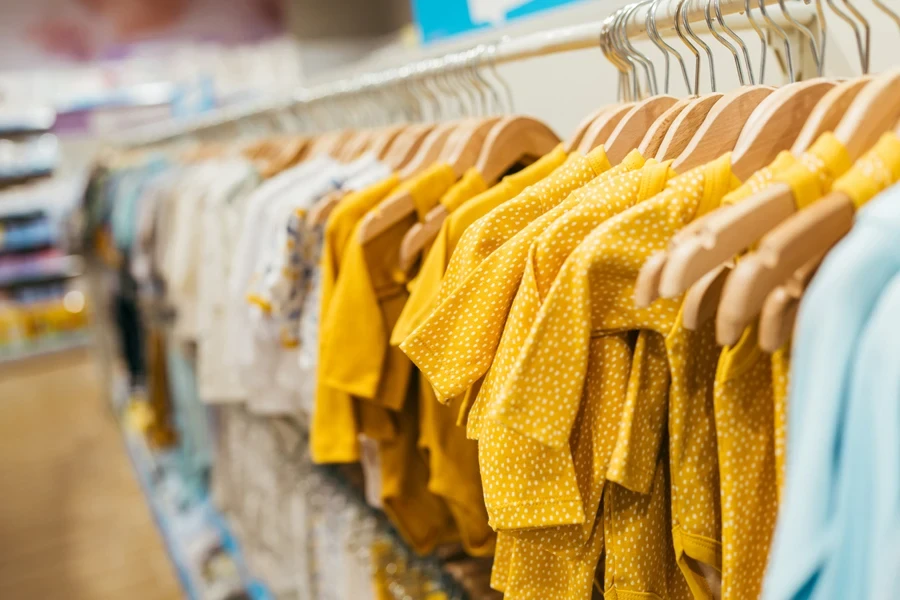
[301,0,900,139]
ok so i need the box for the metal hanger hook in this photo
[705,0,747,85]
[682,0,717,92]
[674,0,701,95]
[715,0,756,84]
[620,1,659,97]
[758,0,795,83]
[778,0,823,76]
[648,0,692,94]
[744,0,769,83]
[486,43,515,113]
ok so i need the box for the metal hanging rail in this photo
[115,0,816,147]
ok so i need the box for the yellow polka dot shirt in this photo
[492,156,740,599]
[401,145,614,404]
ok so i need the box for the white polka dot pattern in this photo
[402,148,615,404]
[714,328,777,600]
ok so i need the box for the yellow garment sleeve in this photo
[391,147,569,348]
[435,145,598,305]
[390,170,489,346]
[319,166,458,408]
[402,146,615,403]
[439,167,489,212]
[311,175,400,464]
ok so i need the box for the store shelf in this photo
[0,255,83,289]
[0,331,91,364]
[117,394,273,600]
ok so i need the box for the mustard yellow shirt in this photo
[401,145,614,404]
[391,147,568,347]
[494,156,740,600]
[435,144,571,304]
[477,159,660,528]
[319,163,456,407]
[311,174,400,464]
[319,163,460,554]
[480,159,677,600]
[396,152,570,558]
[711,133,852,600]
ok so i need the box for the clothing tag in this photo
[358,435,383,509]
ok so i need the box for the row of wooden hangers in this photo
[621,0,900,352]
[198,0,898,354]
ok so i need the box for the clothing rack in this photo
[115,0,817,148]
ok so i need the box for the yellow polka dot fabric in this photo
[434,144,577,305]
[470,162,678,600]
[472,155,670,439]
[665,309,722,599]
[713,324,777,600]
[490,156,740,599]
[390,150,570,558]
[390,148,566,347]
[495,156,738,442]
[401,146,619,405]
[604,458,693,600]
[770,345,791,502]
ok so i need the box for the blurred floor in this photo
[0,349,181,600]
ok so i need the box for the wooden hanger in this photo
[305,124,432,229]
[337,129,368,161]
[663,80,840,323]
[306,131,339,158]
[654,94,723,160]
[240,137,271,161]
[475,116,560,184]
[636,97,692,158]
[730,79,837,180]
[384,123,436,170]
[602,96,679,163]
[657,81,834,300]
[576,103,635,154]
[790,76,873,154]
[757,253,825,352]
[358,121,468,244]
[359,116,558,246]
[306,188,348,227]
[341,130,372,160]
[670,85,775,173]
[397,116,555,272]
[714,72,900,344]
[397,121,462,179]
[442,116,503,171]
[369,125,407,160]
[714,191,854,344]
[566,106,616,153]
[632,89,766,307]
[640,81,831,314]
[262,136,310,177]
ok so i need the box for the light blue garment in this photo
[764,183,900,600]
[810,272,900,600]
[110,156,169,251]
[822,270,900,600]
